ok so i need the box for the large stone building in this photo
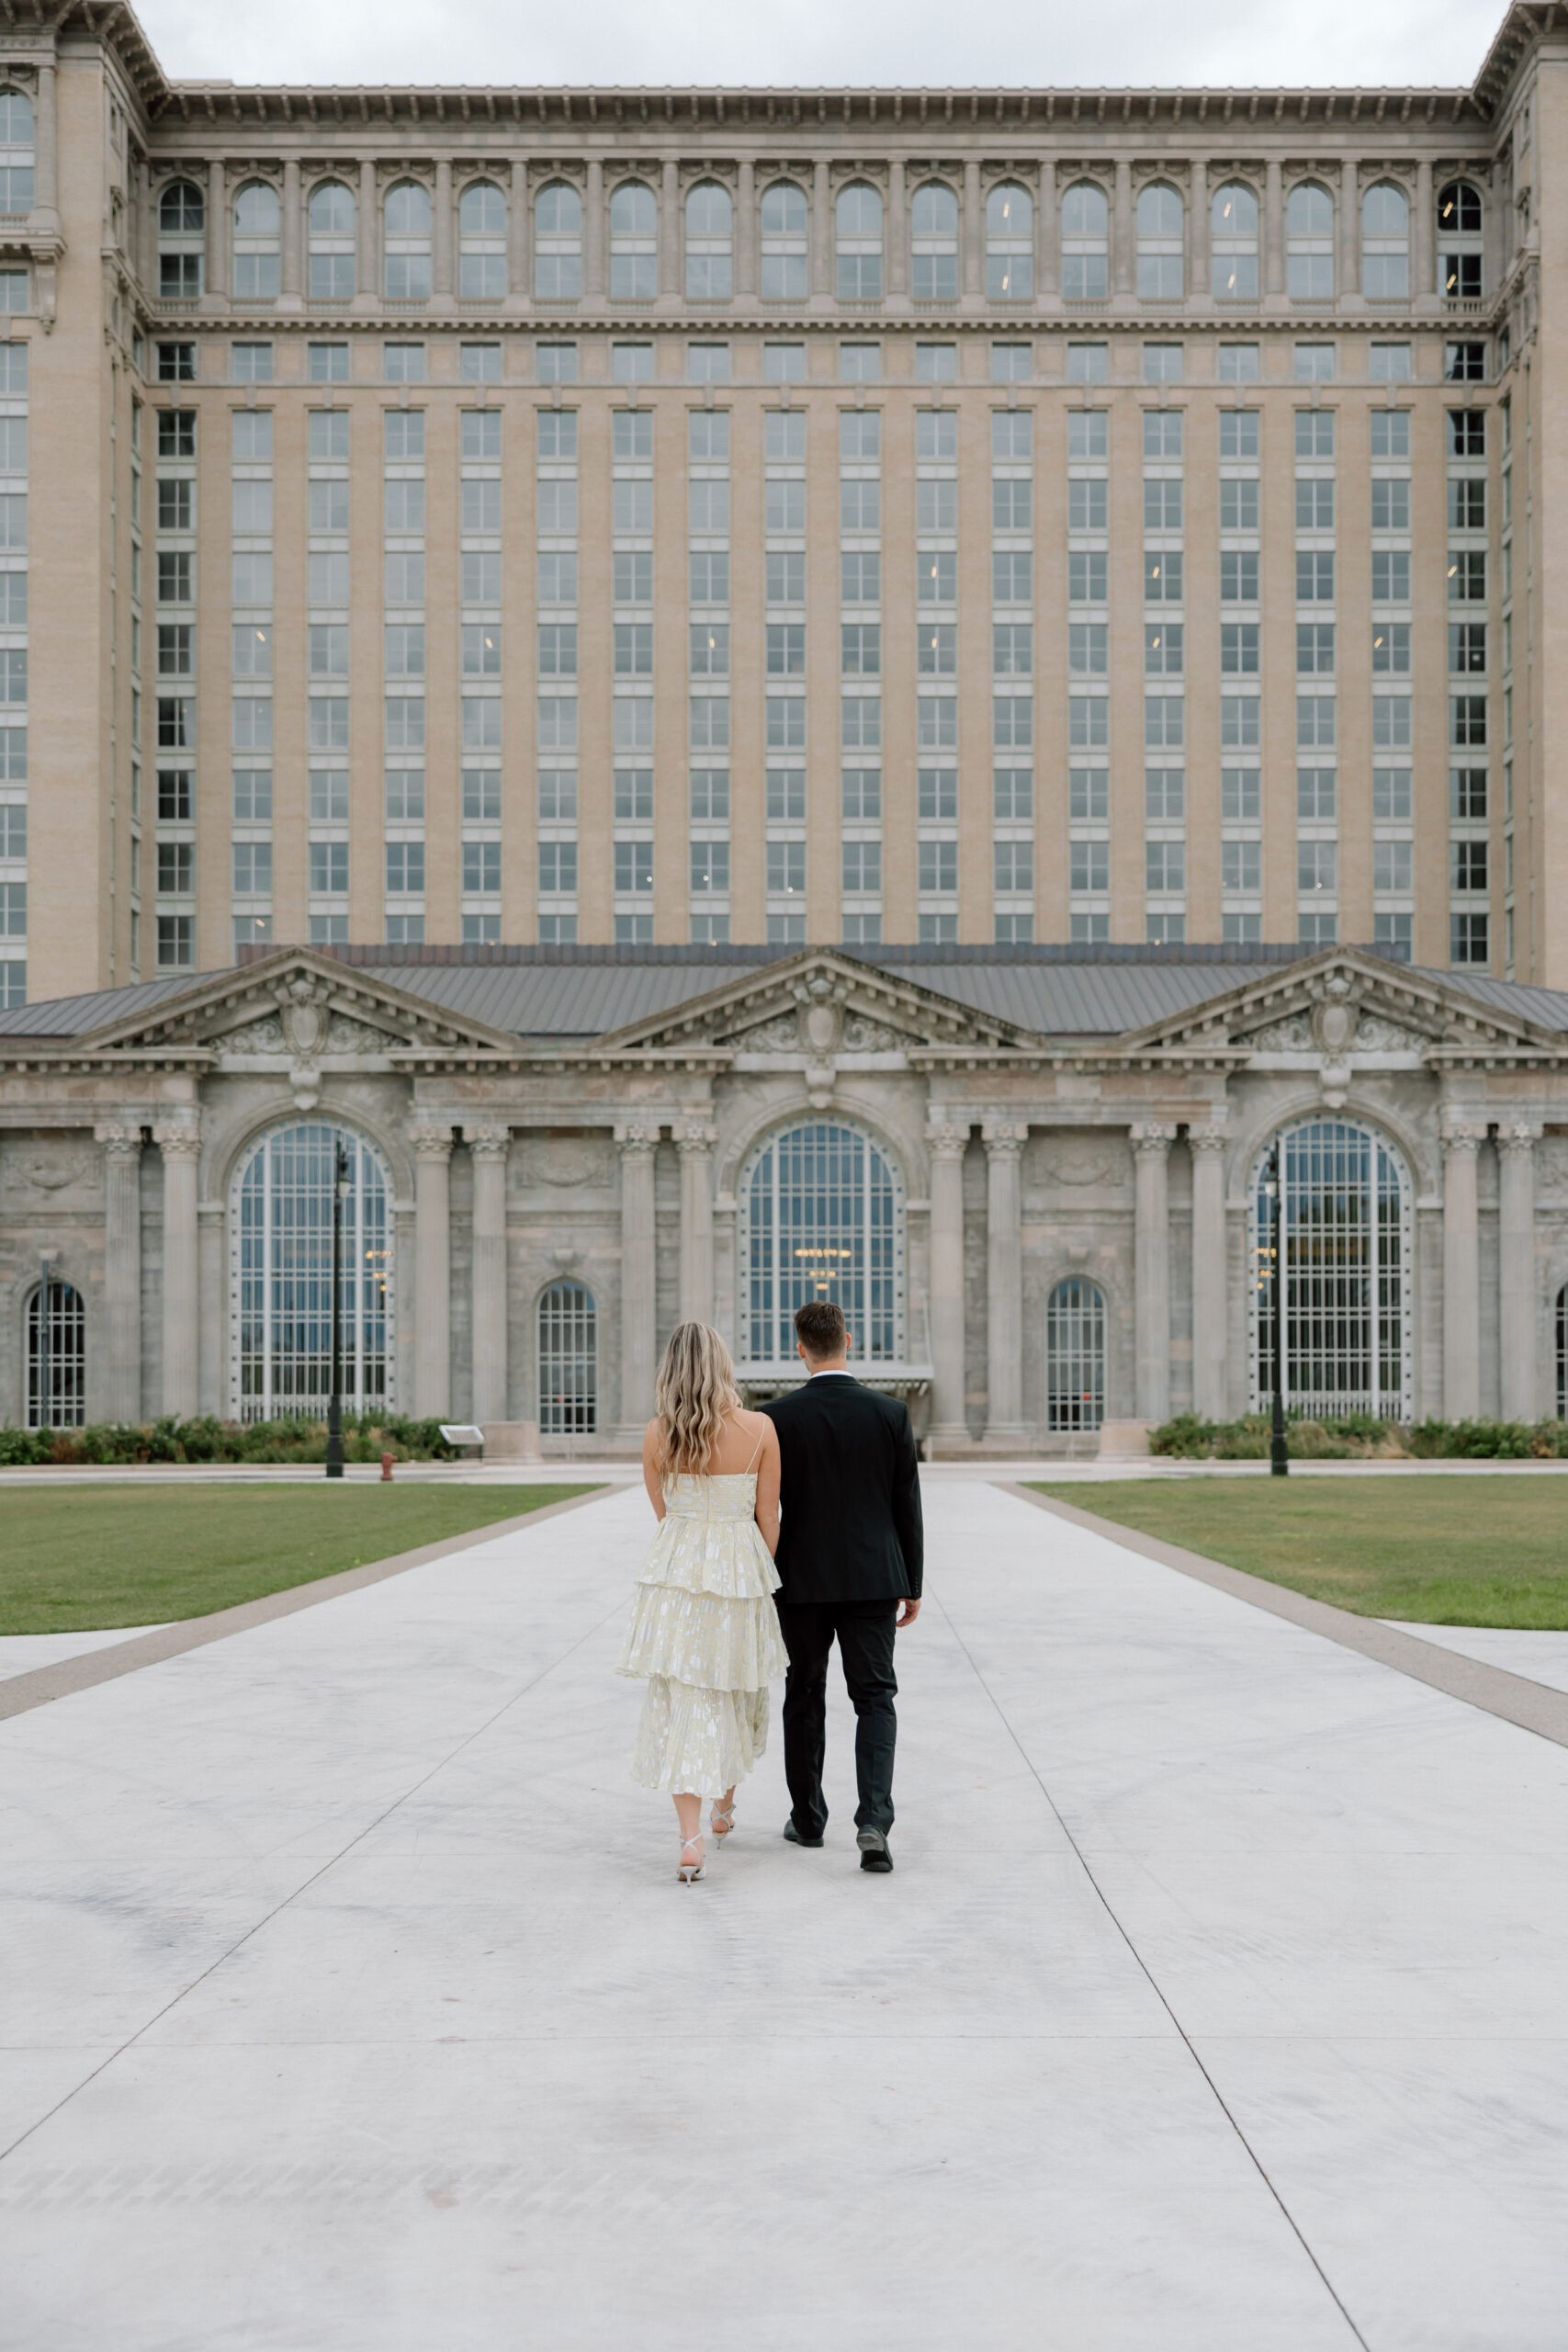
[3,6,1568,1445]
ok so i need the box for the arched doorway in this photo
[1249,1116,1413,1420]
[28,1279,85,1428]
[741,1119,904,1363]
[538,1281,596,1433]
[231,1123,392,1420]
[1045,1276,1106,1431]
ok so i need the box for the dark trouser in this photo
[775,1600,899,1839]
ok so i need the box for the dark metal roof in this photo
[6,944,1568,1045]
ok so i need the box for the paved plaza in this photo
[4,1476,1568,2349]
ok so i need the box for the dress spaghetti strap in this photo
[742,1417,768,1475]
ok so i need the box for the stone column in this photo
[660,157,681,301]
[1132,1124,1176,1423]
[1264,158,1285,299]
[1414,158,1434,304]
[467,1124,510,1425]
[963,158,983,299]
[616,1126,658,1435]
[584,159,604,300]
[30,57,58,233]
[677,1122,716,1325]
[1036,159,1057,300]
[735,158,755,300]
[926,1121,969,1445]
[1113,158,1134,297]
[207,157,227,301]
[98,1124,142,1423]
[1189,159,1208,303]
[509,158,526,301]
[410,1122,453,1419]
[812,159,831,299]
[1340,158,1360,297]
[432,156,454,305]
[1190,1126,1228,1420]
[358,157,378,306]
[1498,1125,1540,1425]
[983,1124,1028,1443]
[886,158,907,299]
[155,1122,201,1419]
[1441,1123,1483,1422]
[280,157,302,307]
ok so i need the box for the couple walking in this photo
[616,1299,924,1883]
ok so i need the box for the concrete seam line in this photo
[1002,1483,1568,1753]
[0,1487,610,1724]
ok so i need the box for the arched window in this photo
[538,1280,596,1434]
[0,90,35,215]
[911,182,958,300]
[158,178,205,300]
[459,180,506,300]
[308,180,355,302]
[1558,1283,1568,1419]
[685,180,732,300]
[610,180,657,301]
[1061,181,1109,302]
[986,181,1032,300]
[1438,179,1483,300]
[1361,182,1408,301]
[1249,1118,1413,1421]
[1045,1277,1105,1431]
[233,181,280,301]
[1288,183,1335,300]
[835,182,883,301]
[742,1119,903,1365]
[384,180,431,300]
[28,1279,85,1429]
[232,1122,391,1420]
[1136,182,1183,300]
[760,180,807,300]
[1212,181,1258,300]
[534,180,581,300]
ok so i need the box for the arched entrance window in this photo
[742,1120,903,1364]
[1249,1118,1413,1420]
[28,1279,85,1427]
[538,1281,596,1433]
[231,1124,391,1421]
[1045,1277,1105,1431]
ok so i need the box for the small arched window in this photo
[458,180,506,300]
[28,1278,85,1429]
[1438,179,1483,300]
[685,181,732,300]
[158,178,205,300]
[760,180,807,300]
[538,1281,597,1434]
[1045,1277,1105,1432]
[986,182,1032,300]
[1136,183,1183,300]
[308,179,355,301]
[534,180,581,300]
[1287,182,1335,300]
[1212,182,1258,300]
[232,182,279,302]
[835,181,883,301]
[0,90,35,215]
[1361,182,1408,300]
[610,180,658,301]
[910,182,958,300]
[1061,181,1109,301]
[384,180,431,300]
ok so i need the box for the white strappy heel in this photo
[709,1800,736,1844]
[677,1830,705,1883]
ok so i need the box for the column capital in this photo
[615,1122,659,1156]
[464,1123,511,1158]
[96,1122,142,1159]
[152,1119,202,1160]
[1497,1122,1544,1155]
[675,1122,717,1156]
[1440,1122,1485,1156]
[981,1121,1028,1156]
[1188,1127,1228,1157]
[925,1122,970,1160]
[1130,1122,1178,1156]
[407,1121,455,1162]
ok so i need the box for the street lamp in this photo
[1263,1144,1290,1477]
[326,1141,351,1479]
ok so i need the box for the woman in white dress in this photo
[617,1321,787,1883]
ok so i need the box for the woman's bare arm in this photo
[753,1416,781,1557]
[641,1420,666,1521]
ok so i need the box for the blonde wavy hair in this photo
[654,1321,741,1477]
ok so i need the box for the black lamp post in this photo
[1265,1143,1290,1477]
[326,1141,350,1479]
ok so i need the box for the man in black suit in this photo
[761,1298,923,1874]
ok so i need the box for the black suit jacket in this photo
[761,1375,924,1605]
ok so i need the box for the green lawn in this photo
[1028,1476,1568,1628]
[0,1484,598,1634]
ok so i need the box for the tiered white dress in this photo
[617,1472,790,1797]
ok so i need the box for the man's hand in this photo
[896,1596,921,1628]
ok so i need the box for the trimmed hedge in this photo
[1150,1411,1568,1462]
[0,1413,461,1468]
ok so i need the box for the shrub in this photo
[1153,1411,1568,1463]
[1409,1418,1568,1460]
[0,1412,461,1467]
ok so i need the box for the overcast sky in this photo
[138,0,1508,96]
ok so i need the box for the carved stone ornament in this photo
[729,1011,800,1054]
[792,973,848,1107]
[841,1013,908,1053]
[1247,1013,1314,1052]
[274,975,332,1108]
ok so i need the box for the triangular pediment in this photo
[592,948,1040,1058]
[68,951,522,1061]
[1122,949,1563,1063]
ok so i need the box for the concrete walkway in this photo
[4,1478,1566,2349]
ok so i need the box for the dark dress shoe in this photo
[857,1827,894,1872]
[784,1816,824,1848]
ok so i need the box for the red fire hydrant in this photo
[380,1453,395,1482]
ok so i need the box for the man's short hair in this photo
[795,1299,847,1359]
